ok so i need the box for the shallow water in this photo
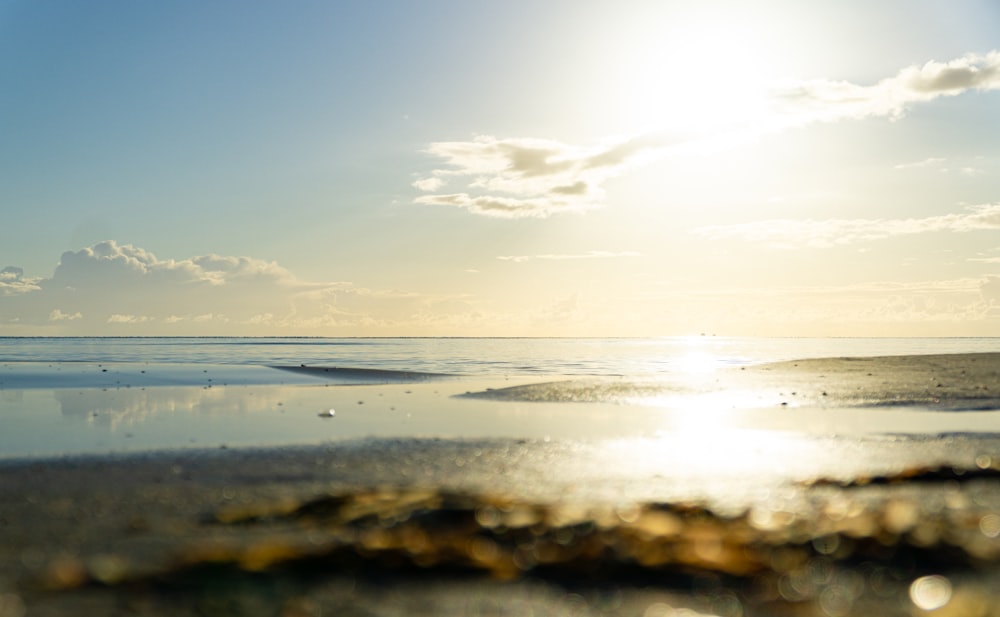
[4,340,1000,459]
[4,360,1000,459]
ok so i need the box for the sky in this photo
[2,0,1000,337]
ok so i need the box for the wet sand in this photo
[464,352,1000,410]
[3,353,1000,616]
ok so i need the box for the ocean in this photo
[3,335,999,375]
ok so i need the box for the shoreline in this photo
[4,352,1000,459]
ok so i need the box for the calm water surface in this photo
[2,336,998,376]
[2,337,1000,459]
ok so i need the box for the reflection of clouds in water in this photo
[54,387,290,431]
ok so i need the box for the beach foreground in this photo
[3,353,1000,615]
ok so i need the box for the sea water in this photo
[1,337,999,459]
[2,336,998,377]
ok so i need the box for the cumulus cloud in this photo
[0,240,478,335]
[47,241,295,290]
[413,133,672,218]
[497,251,641,263]
[49,309,82,321]
[771,51,1000,124]
[692,203,1000,248]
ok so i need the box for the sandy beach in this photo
[4,353,1000,615]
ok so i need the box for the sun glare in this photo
[676,350,721,375]
[607,15,779,136]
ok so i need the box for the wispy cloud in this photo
[411,177,445,192]
[412,133,672,218]
[497,251,641,263]
[894,157,947,170]
[894,156,988,176]
[771,51,1000,124]
[107,314,152,324]
[413,51,1000,219]
[970,248,1000,264]
[648,276,1000,334]
[692,203,1000,248]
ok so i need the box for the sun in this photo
[605,16,781,136]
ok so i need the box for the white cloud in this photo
[0,266,41,295]
[643,276,1000,336]
[0,240,480,335]
[413,133,671,218]
[958,166,987,177]
[692,203,1000,248]
[107,314,151,324]
[498,251,641,263]
[49,309,82,321]
[412,51,1000,220]
[894,157,947,170]
[970,248,1000,264]
[416,192,582,219]
[771,51,1000,124]
[412,177,445,191]
[894,157,988,176]
[47,241,296,289]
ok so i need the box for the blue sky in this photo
[2,0,1000,335]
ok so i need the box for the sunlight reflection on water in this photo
[599,431,830,486]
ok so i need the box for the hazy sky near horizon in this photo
[2,0,1000,336]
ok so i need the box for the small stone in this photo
[318,409,336,418]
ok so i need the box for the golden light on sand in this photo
[601,430,802,485]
